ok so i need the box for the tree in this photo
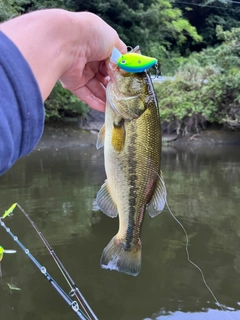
[65,0,201,57]
[0,0,204,122]
[154,26,240,134]
[174,0,240,50]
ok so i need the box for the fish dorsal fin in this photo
[96,181,118,218]
[96,124,106,149]
[146,171,167,217]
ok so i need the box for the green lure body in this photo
[0,246,4,261]
[110,47,157,73]
[117,52,157,72]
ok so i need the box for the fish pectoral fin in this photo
[96,181,118,218]
[146,171,167,217]
[96,124,106,149]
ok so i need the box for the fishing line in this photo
[120,73,233,318]
[16,205,73,285]
[165,199,235,320]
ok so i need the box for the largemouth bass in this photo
[96,46,166,276]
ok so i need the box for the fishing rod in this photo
[0,204,98,320]
[16,203,98,320]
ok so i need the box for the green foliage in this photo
[44,82,89,121]
[155,26,240,134]
[29,0,69,10]
[66,0,201,60]
[3,0,239,128]
[174,0,240,50]
[0,0,29,22]
[0,0,203,122]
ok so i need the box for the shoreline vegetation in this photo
[44,25,240,136]
[153,26,240,136]
[2,1,240,134]
[37,123,240,151]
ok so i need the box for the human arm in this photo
[0,9,126,175]
[0,31,44,175]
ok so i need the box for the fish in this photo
[96,46,166,276]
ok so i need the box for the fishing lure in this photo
[110,47,157,73]
[0,246,16,277]
[0,246,16,261]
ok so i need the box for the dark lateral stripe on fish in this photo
[125,131,138,251]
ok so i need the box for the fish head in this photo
[106,47,149,120]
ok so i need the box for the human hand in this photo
[59,12,127,112]
[0,9,126,112]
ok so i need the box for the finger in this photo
[72,86,106,112]
[95,71,110,87]
[86,77,106,101]
[99,60,108,78]
[117,39,127,54]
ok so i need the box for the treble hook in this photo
[154,62,162,78]
[127,45,133,52]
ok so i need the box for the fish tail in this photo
[100,236,141,276]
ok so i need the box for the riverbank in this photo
[36,122,240,150]
[36,123,98,149]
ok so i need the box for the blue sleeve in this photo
[0,31,44,175]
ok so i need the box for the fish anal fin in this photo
[96,124,106,149]
[100,236,141,276]
[96,181,118,218]
[146,171,167,218]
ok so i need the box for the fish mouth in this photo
[106,59,124,78]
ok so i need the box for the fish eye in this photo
[138,60,141,64]
[121,60,126,64]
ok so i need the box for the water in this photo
[1,142,240,320]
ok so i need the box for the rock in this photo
[79,109,104,131]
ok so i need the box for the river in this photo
[0,138,240,320]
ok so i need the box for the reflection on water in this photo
[0,143,240,320]
[145,309,240,319]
